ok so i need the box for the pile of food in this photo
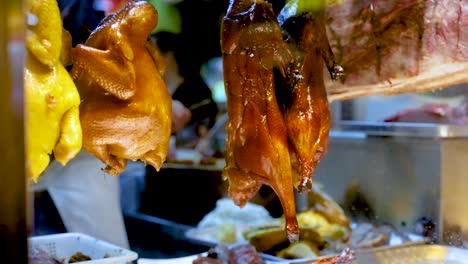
[193,244,266,264]
[192,244,355,264]
[29,247,93,264]
[189,184,410,260]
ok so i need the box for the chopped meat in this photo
[68,252,92,263]
[193,245,265,264]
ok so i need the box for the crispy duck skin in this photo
[70,0,171,176]
[222,0,299,242]
[277,8,342,192]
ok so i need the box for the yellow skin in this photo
[25,0,82,181]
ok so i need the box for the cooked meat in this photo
[193,258,223,264]
[71,0,171,175]
[384,103,468,124]
[221,0,299,242]
[68,252,92,263]
[312,248,355,264]
[325,0,468,100]
[25,0,81,180]
[193,244,265,264]
[221,0,466,244]
[229,244,266,264]
[276,6,342,192]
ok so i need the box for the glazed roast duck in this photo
[221,0,467,242]
[222,0,300,242]
[71,0,171,176]
[221,0,343,242]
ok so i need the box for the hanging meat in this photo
[71,0,172,176]
[25,0,82,181]
[324,0,468,100]
[276,3,343,192]
[222,0,299,242]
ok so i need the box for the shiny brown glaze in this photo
[277,10,340,192]
[222,0,299,242]
[71,0,171,175]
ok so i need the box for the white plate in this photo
[138,254,201,264]
[30,232,138,264]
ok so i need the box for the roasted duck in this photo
[277,2,342,192]
[222,0,299,242]
[25,0,82,180]
[71,0,171,176]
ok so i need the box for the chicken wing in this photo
[71,0,172,176]
[222,0,299,242]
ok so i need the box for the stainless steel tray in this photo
[336,121,468,138]
[355,244,468,264]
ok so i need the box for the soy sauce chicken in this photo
[222,0,299,242]
[71,0,171,176]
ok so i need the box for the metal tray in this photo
[336,121,468,138]
[355,244,468,264]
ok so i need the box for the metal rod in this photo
[0,0,28,262]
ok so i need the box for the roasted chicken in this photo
[25,0,82,181]
[222,0,299,242]
[277,3,342,192]
[71,0,171,176]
